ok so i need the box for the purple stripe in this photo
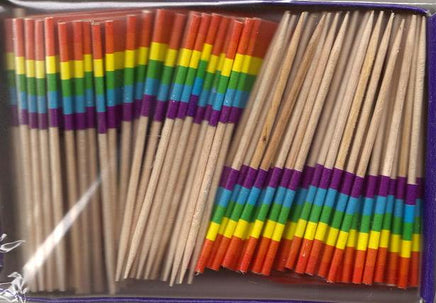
[10,105,19,126]
[238,165,249,184]
[116,104,122,127]
[122,102,134,122]
[75,112,86,130]
[64,114,75,131]
[219,105,232,123]
[154,100,167,122]
[377,175,390,197]
[204,105,212,122]
[388,177,397,196]
[350,176,364,198]
[97,112,107,134]
[166,100,179,120]
[49,108,60,128]
[107,106,117,129]
[194,106,206,124]
[219,166,231,188]
[177,102,189,119]
[396,176,407,200]
[254,169,269,188]
[417,177,424,199]
[341,171,355,196]
[242,167,258,188]
[311,164,324,187]
[319,167,333,189]
[223,167,240,191]
[208,109,220,127]
[364,175,379,198]
[280,168,293,187]
[187,95,199,118]
[405,183,418,206]
[288,170,302,191]
[229,107,243,124]
[302,166,315,188]
[141,94,155,117]
[330,168,344,191]
[29,112,38,129]
[86,107,95,129]
[134,98,142,119]
[20,109,29,125]
[38,113,48,130]
[268,167,283,188]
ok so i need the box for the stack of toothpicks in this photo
[5,8,277,293]
[196,10,426,289]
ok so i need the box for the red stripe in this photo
[35,19,45,61]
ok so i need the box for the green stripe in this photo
[360,214,371,233]
[402,222,414,241]
[147,60,163,80]
[173,65,188,85]
[161,65,175,85]
[60,79,73,98]
[212,205,226,224]
[47,74,58,92]
[227,71,241,91]
[94,76,105,97]
[124,67,135,86]
[36,78,46,97]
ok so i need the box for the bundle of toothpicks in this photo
[5,6,425,296]
[6,8,276,294]
[196,10,425,290]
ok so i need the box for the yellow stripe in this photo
[241,55,252,74]
[60,61,72,80]
[201,43,213,61]
[16,56,25,75]
[124,49,136,69]
[189,50,202,69]
[400,240,412,258]
[379,230,390,248]
[46,56,57,74]
[245,222,255,240]
[206,222,220,241]
[150,42,168,62]
[336,231,348,250]
[216,53,226,72]
[106,53,115,72]
[285,222,298,240]
[93,59,104,78]
[73,60,84,78]
[218,217,229,235]
[294,219,308,238]
[114,51,125,70]
[263,220,276,238]
[412,234,421,252]
[84,54,93,73]
[389,234,401,253]
[234,219,249,239]
[251,219,264,238]
[221,58,234,77]
[303,222,317,240]
[368,230,381,250]
[25,59,35,78]
[314,222,329,241]
[137,46,149,66]
[356,232,369,251]
[248,57,263,75]
[231,53,244,73]
[272,223,285,242]
[35,60,45,79]
[206,54,219,74]
[223,220,237,238]
[6,53,15,70]
[326,227,339,246]
[347,229,357,248]
[177,48,192,67]
[164,48,179,68]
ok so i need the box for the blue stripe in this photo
[28,95,37,113]
[144,78,160,96]
[181,84,194,103]
[75,95,86,114]
[324,188,338,208]
[85,88,94,107]
[404,204,415,223]
[48,91,58,109]
[394,198,404,218]
[123,84,134,103]
[313,187,328,207]
[106,88,116,107]
[246,186,262,206]
[169,83,184,102]
[362,196,375,216]
[37,95,47,114]
[282,188,297,209]
[374,195,388,215]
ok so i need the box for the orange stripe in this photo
[73,21,83,61]
[25,18,36,61]
[35,20,45,61]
